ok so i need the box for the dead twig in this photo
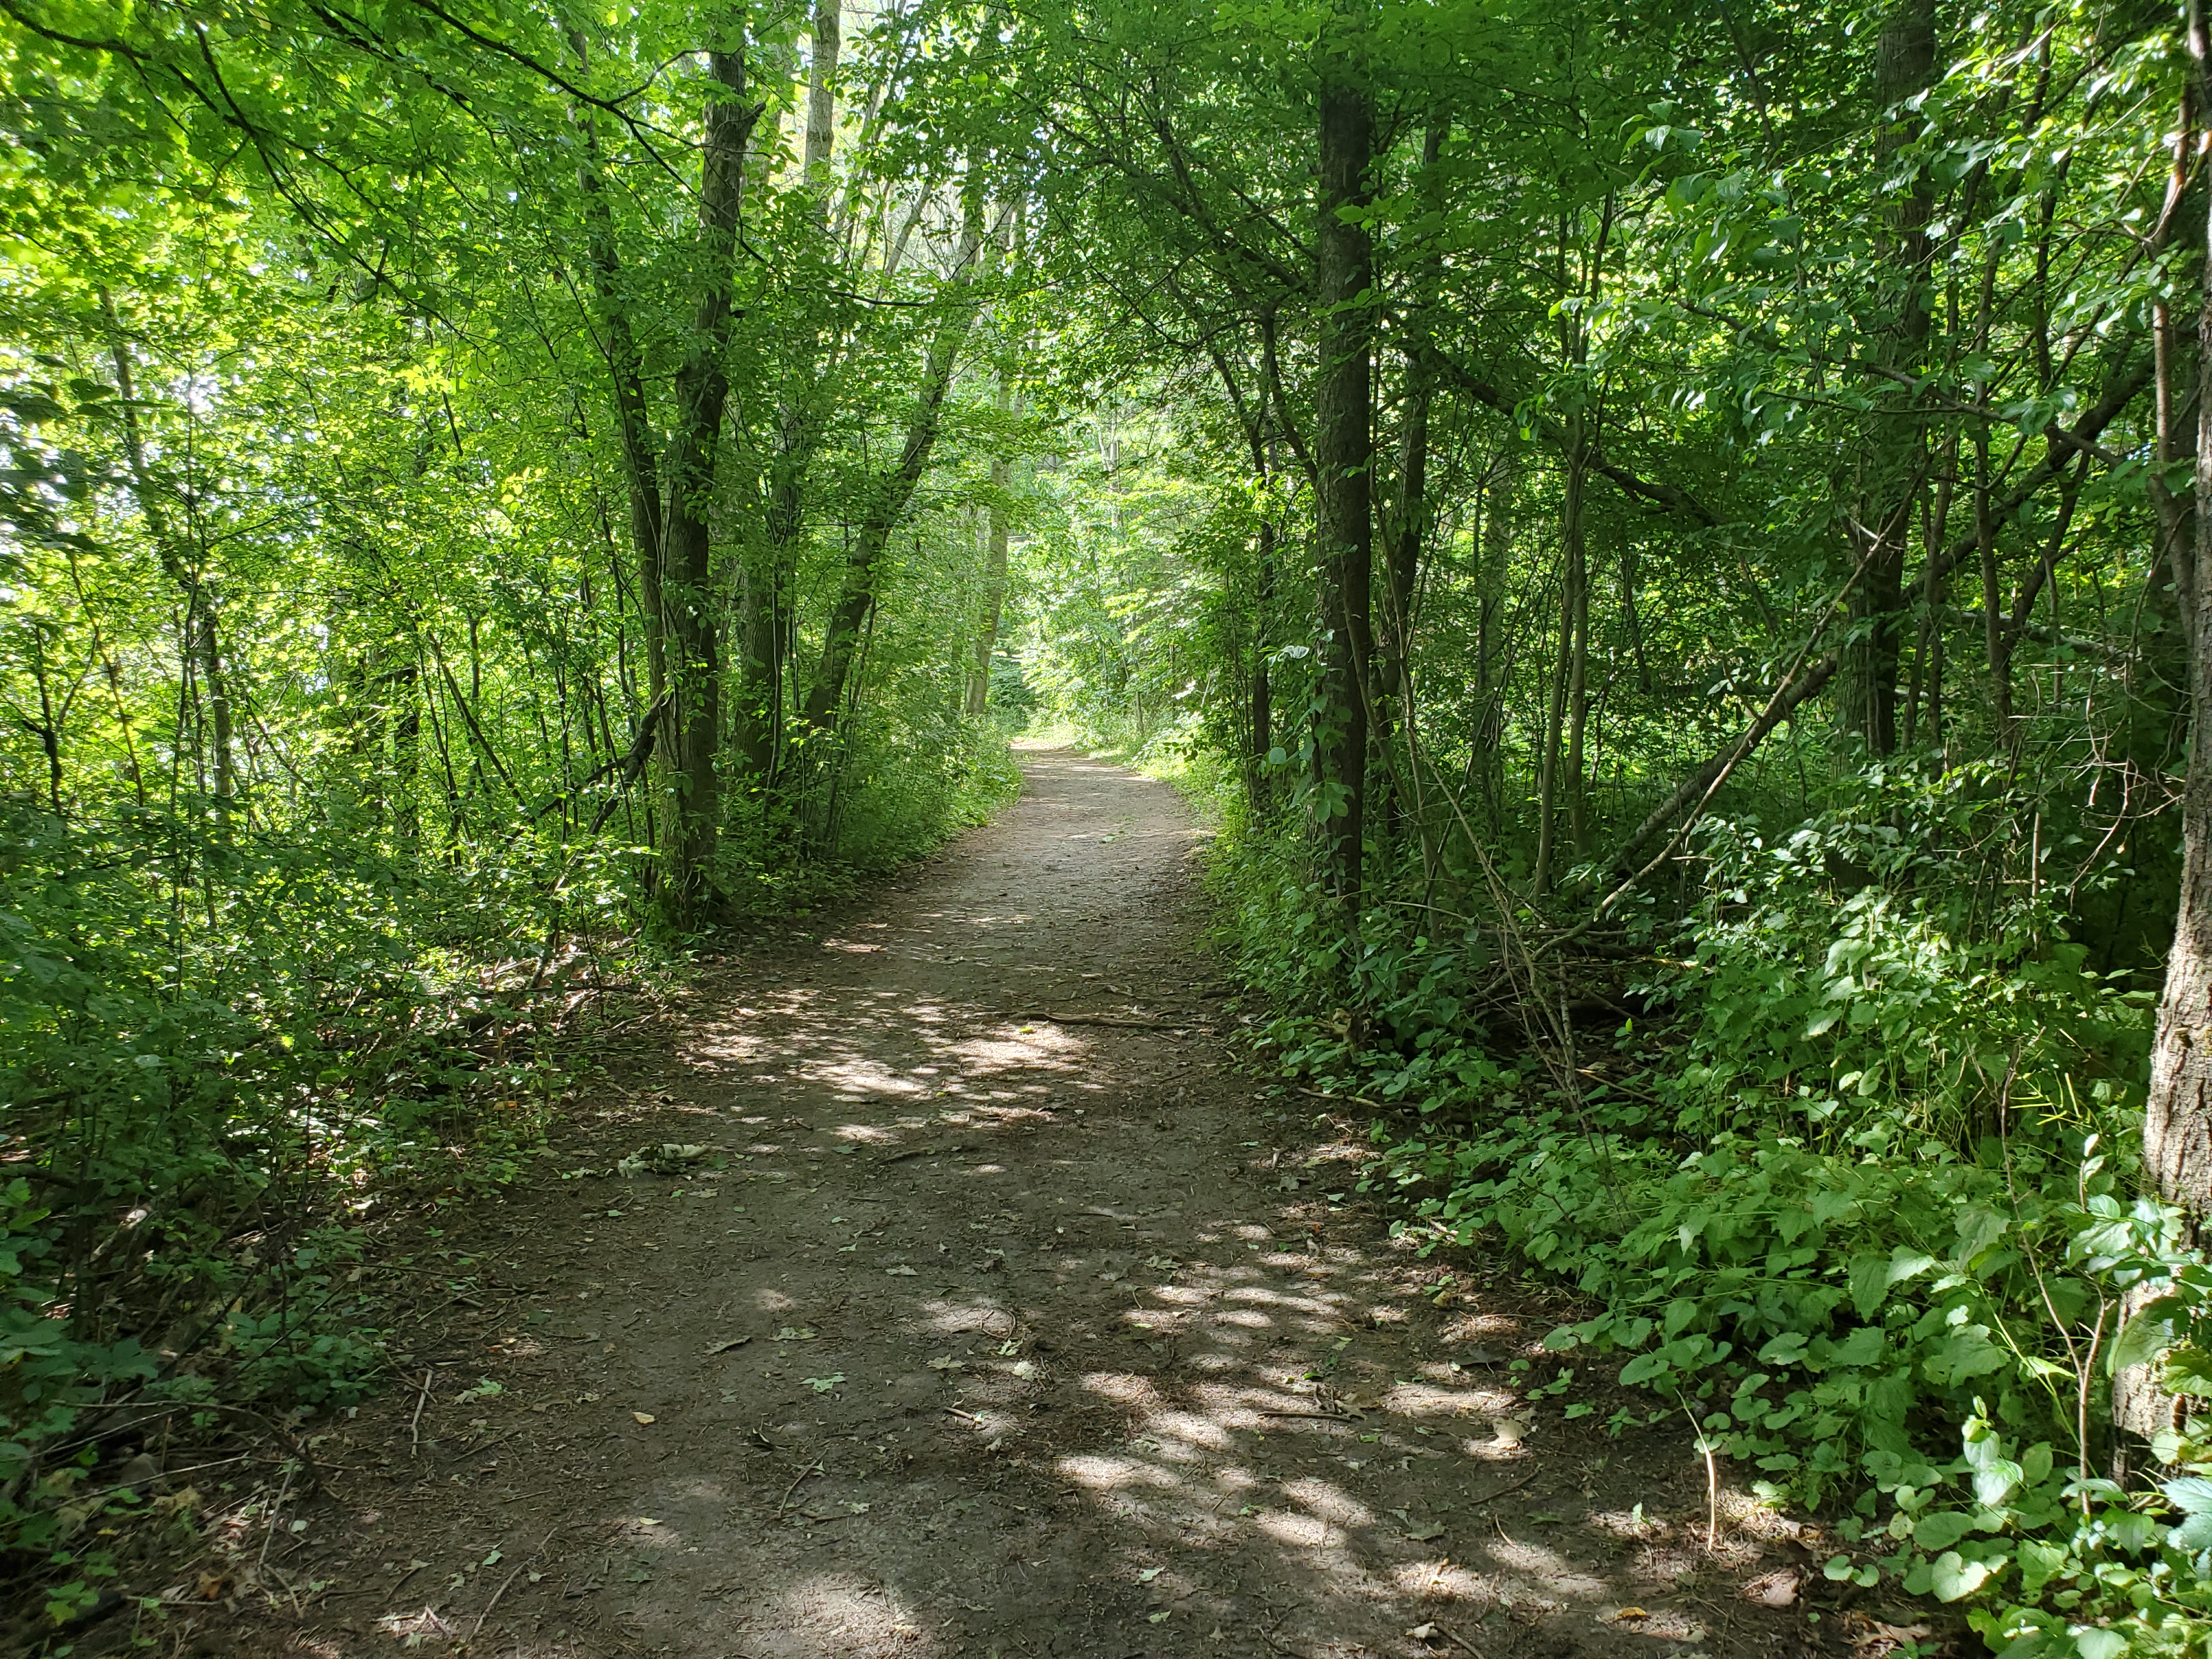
[1297,1086,1385,1111]
[409,1367,436,1457]
[1463,1467,1542,1510]
[877,1143,968,1165]
[467,1563,526,1643]
[776,1459,824,1514]
[1036,1011,1194,1029]
[252,1464,296,1586]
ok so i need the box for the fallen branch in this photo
[1464,1466,1541,1510]
[1297,1086,1385,1111]
[877,1142,968,1165]
[408,1366,436,1457]
[467,1563,526,1643]
[1034,1011,1195,1029]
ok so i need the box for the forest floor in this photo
[200,746,1864,1659]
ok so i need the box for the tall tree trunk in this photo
[1474,443,1517,825]
[801,204,989,739]
[101,292,235,827]
[736,0,844,787]
[1533,461,1579,899]
[1250,511,1277,815]
[1839,0,1937,754]
[571,64,668,744]
[658,28,762,921]
[1563,428,1592,859]
[1314,70,1374,915]
[967,394,1013,719]
[1374,116,1444,846]
[2132,0,2212,1447]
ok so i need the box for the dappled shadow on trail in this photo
[248,748,1817,1659]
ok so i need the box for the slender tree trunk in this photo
[1534,500,1575,898]
[1475,444,1516,824]
[737,0,844,788]
[571,70,669,751]
[1373,116,1444,847]
[1840,0,1937,754]
[657,29,761,921]
[802,204,989,739]
[1973,424,2014,741]
[1563,432,1592,859]
[1250,512,1277,814]
[1314,70,1374,915]
[101,292,235,826]
[967,399,1013,719]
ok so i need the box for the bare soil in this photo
[189,747,1850,1659]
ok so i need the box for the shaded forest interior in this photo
[7,0,2212,1652]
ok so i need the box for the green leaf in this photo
[1914,1510,1974,1550]
[1928,1549,1996,1601]
[2073,1629,2128,1659]
[2161,1476,2212,1515]
[2107,1297,2181,1377]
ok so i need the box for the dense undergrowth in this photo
[1167,759,2212,1659]
[0,731,1018,1634]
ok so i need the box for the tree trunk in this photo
[2131,0,2212,1446]
[1839,0,1937,754]
[736,0,843,787]
[802,204,989,737]
[1564,440,1592,860]
[657,31,761,921]
[1314,71,1374,914]
[967,407,1012,719]
[1474,443,1517,823]
[1373,116,1444,845]
[1250,512,1277,815]
[571,59,672,881]
[101,292,235,826]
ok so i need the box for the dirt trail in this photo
[233,747,1826,1659]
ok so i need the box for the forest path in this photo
[242,747,1820,1659]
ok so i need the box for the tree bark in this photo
[571,59,669,756]
[1314,70,1374,913]
[736,0,844,787]
[801,203,989,736]
[967,392,1013,718]
[1839,0,1937,754]
[101,292,235,826]
[657,29,761,921]
[2134,0,2212,1445]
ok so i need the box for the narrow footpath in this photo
[228,748,1827,1659]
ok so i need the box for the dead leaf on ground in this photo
[704,1335,752,1355]
[1742,1568,1799,1607]
[1611,1607,1650,1622]
[1842,1613,1932,1657]
[631,1412,656,1425]
[1404,1521,1447,1542]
